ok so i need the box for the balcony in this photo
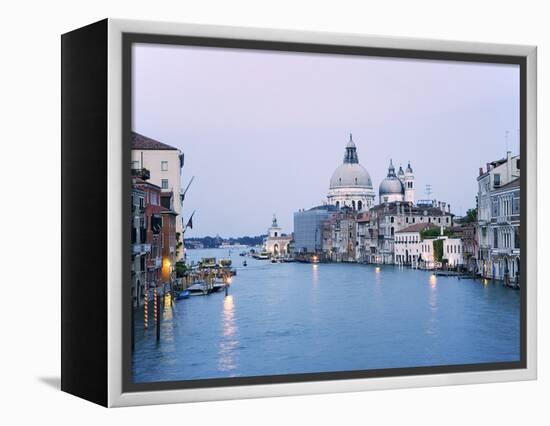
[131,168,150,180]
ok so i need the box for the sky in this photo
[133,43,520,238]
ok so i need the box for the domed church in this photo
[379,159,415,204]
[327,134,376,211]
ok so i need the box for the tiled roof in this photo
[396,223,439,233]
[132,131,179,151]
[493,178,520,191]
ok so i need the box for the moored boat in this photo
[187,282,210,296]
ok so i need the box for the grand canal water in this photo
[132,248,520,383]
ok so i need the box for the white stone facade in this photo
[264,215,292,256]
[443,238,464,267]
[476,152,520,283]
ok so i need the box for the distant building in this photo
[327,134,376,211]
[356,211,377,263]
[443,238,464,268]
[367,201,453,264]
[263,215,292,256]
[460,223,478,273]
[322,208,357,262]
[294,205,337,255]
[378,160,416,205]
[395,223,438,267]
[132,132,185,261]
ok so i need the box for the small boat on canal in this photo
[187,282,210,296]
[253,252,270,260]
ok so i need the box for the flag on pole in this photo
[184,210,195,232]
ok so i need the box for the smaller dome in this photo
[398,165,405,178]
[379,177,404,196]
[406,162,413,174]
[379,159,405,196]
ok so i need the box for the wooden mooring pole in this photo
[156,288,161,342]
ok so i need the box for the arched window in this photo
[352,200,356,210]
[336,201,340,209]
[391,227,394,236]
[358,200,363,210]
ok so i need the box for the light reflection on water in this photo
[132,248,520,383]
[218,295,238,374]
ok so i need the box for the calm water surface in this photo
[133,248,520,383]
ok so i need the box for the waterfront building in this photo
[488,178,520,284]
[356,211,378,263]
[294,205,337,256]
[476,152,520,282]
[394,223,438,267]
[131,182,148,307]
[367,201,454,264]
[413,231,464,270]
[263,214,293,256]
[134,176,163,294]
[132,132,185,261]
[443,238,464,268]
[456,222,478,273]
[322,208,357,262]
[327,134,376,211]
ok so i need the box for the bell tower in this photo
[404,161,415,204]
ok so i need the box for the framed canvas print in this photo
[61,19,537,407]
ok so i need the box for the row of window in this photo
[446,244,461,254]
[387,215,450,224]
[132,160,170,171]
[491,193,520,217]
[493,227,520,249]
[395,235,420,244]
[335,200,364,210]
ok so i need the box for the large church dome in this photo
[330,163,372,189]
[327,134,376,211]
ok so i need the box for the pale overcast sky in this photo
[133,43,520,238]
